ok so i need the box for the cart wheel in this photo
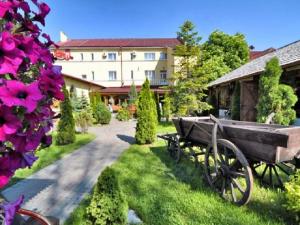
[204,139,253,206]
[251,161,296,188]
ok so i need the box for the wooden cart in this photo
[158,115,300,205]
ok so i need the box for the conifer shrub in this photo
[162,92,171,122]
[257,57,297,125]
[155,93,161,122]
[86,167,127,225]
[231,82,240,120]
[56,86,76,145]
[74,108,94,133]
[94,102,112,125]
[135,79,157,144]
[128,82,138,105]
[116,108,131,121]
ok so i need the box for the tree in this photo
[231,82,241,120]
[135,79,157,144]
[74,108,94,133]
[128,82,138,105]
[155,93,161,122]
[257,57,297,125]
[202,30,249,71]
[72,93,89,112]
[171,21,211,116]
[162,92,171,122]
[86,167,127,225]
[56,86,76,145]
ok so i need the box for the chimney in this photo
[60,31,68,42]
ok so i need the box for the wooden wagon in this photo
[158,115,300,205]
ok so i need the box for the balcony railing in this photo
[94,79,170,86]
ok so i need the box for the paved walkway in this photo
[2,119,136,224]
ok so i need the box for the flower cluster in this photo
[0,0,64,223]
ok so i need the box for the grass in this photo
[65,122,295,225]
[8,132,96,187]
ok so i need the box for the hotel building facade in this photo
[52,33,181,107]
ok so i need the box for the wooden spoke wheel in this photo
[17,209,54,225]
[204,139,253,206]
[251,161,297,188]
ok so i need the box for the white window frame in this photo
[108,71,117,81]
[160,70,167,80]
[108,53,117,61]
[144,53,155,61]
[145,70,155,80]
[160,53,167,60]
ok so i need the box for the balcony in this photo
[94,79,170,86]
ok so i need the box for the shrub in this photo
[94,102,112,125]
[135,79,157,144]
[74,108,94,133]
[257,57,297,125]
[285,171,300,222]
[56,86,76,145]
[162,92,171,122]
[154,93,161,122]
[231,81,240,120]
[116,108,131,121]
[128,82,138,105]
[86,167,127,225]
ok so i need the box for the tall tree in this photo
[202,30,250,72]
[135,79,157,144]
[171,21,211,116]
[257,57,297,125]
[56,86,76,145]
[128,82,138,105]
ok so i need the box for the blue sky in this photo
[43,0,300,50]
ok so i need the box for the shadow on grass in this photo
[149,144,296,225]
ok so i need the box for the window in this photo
[144,53,155,61]
[92,71,95,80]
[160,53,167,60]
[131,70,134,80]
[108,53,116,61]
[160,70,167,80]
[91,53,94,61]
[108,71,117,81]
[82,74,87,79]
[145,70,155,80]
[80,53,84,61]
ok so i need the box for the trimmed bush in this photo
[74,108,94,133]
[257,57,297,125]
[86,167,127,225]
[56,86,76,145]
[162,92,171,122]
[135,79,157,144]
[116,108,131,121]
[94,102,112,125]
[285,171,300,222]
[231,81,240,120]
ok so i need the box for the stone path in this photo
[2,119,136,224]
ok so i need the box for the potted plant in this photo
[0,1,64,224]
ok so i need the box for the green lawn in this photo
[9,133,96,187]
[65,122,295,225]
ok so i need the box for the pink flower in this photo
[15,35,41,64]
[0,32,25,75]
[0,106,21,141]
[32,2,50,26]
[0,175,10,189]
[0,80,43,112]
[0,1,12,18]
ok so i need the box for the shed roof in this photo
[209,40,300,87]
[62,73,105,88]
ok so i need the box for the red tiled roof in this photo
[57,38,182,48]
[250,48,275,60]
[100,86,168,94]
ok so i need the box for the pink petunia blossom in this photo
[0,106,21,141]
[0,32,25,75]
[0,80,43,112]
[0,1,12,18]
[32,2,50,26]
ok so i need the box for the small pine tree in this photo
[86,167,127,225]
[257,57,297,125]
[56,86,76,145]
[162,92,171,122]
[231,82,240,120]
[135,79,157,144]
[94,102,112,124]
[128,82,138,105]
